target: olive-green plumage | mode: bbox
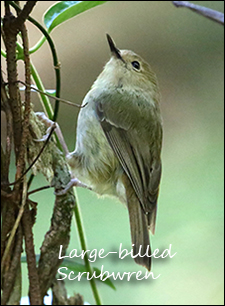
[67,34,163,271]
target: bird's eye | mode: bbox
[131,61,140,70]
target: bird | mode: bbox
[60,34,163,271]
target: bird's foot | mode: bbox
[55,178,92,196]
[35,112,69,155]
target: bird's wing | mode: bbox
[94,91,162,226]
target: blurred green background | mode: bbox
[2,1,224,305]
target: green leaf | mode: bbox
[93,267,116,291]
[21,256,116,290]
[44,1,107,32]
[62,259,116,291]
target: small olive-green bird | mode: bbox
[67,34,163,271]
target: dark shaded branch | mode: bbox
[12,1,38,31]
[3,12,22,162]
[11,4,32,193]
[1,225,23,305]
[20,22,31,151]
[1,71,13,184]
[4,1,11,16]
[1,185,25,278]
[22,201,42,305]
[172,1,224,25]
[1,198,15,259]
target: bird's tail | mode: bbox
[123,175,152,271]
[127,196,152,271]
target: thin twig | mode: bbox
[172,1,224,25]
[17,80,86,108]
[28,185,51,196]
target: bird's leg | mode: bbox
[35,112,69,156]
[35,112,91,194]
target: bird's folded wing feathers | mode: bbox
[94,92,162,217]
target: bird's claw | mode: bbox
[33,126,53,142]
[55,178,92,196]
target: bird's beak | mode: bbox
[106,34,125,63]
